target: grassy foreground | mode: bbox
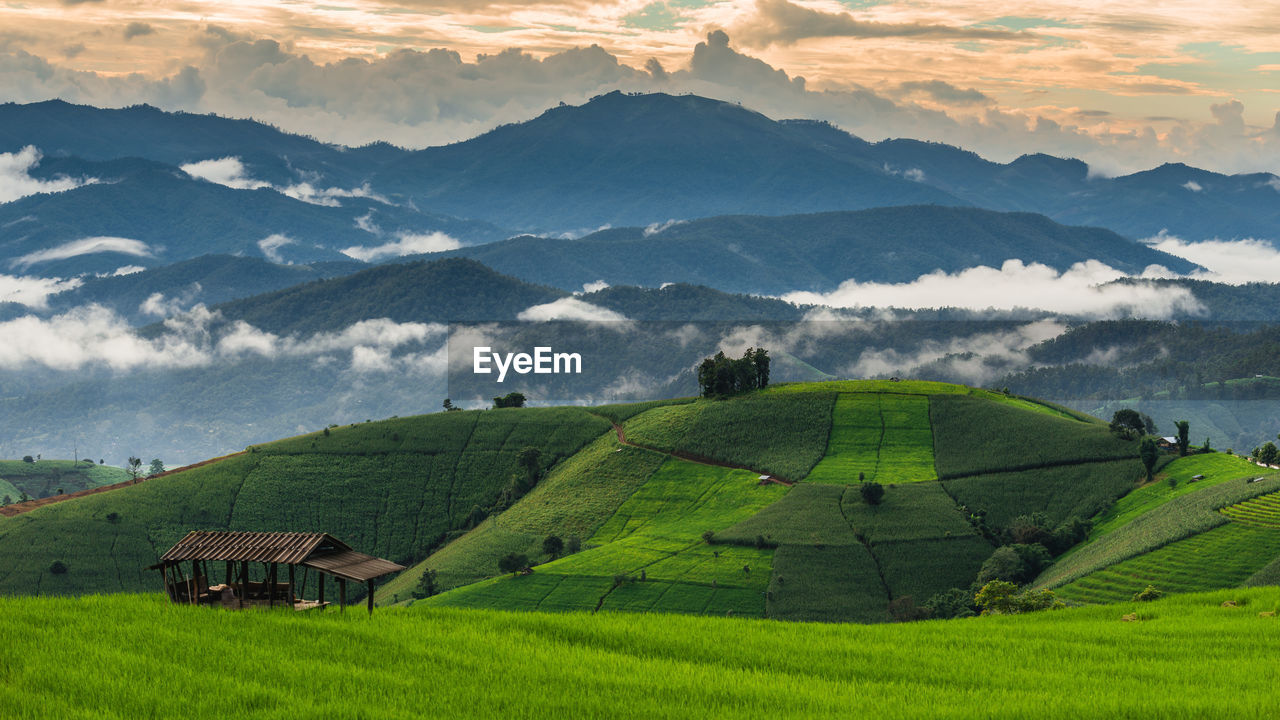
[5,590,1280,718]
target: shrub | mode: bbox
[1132,585,1163,602]
[542,535,564,559]
[22,455,33,463]
[975,580,1064,615]
[888,595,931,622]
[105,512,121,524]
[49,561,68,575]
[497,553,528,575]
[566,536,581,554]
[701,530,716,544]
[924,588,977,619]
[861,482,885,506]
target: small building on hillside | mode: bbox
[149,531,405,614]
[1158,436,1179,449]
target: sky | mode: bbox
[1,1,1279,174]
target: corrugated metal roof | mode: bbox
[302,550,406,583]
[158,531,350,565]
[155,531,406,581]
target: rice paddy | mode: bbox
[7,589,1280,718]
[806,394,936,484]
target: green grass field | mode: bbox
[0,408,609,596]
[1036,473,1280,591]
[8,589,1280,718]
[423,457,786,617]
[1056,523,1280,604]
[0,459,130,501]
[1088,454,1264,539]
[930,394,1135,478]
[806,394,936,484]
[1219,489,1280,528]
[623,392,835,480]
[944,459,1144,529]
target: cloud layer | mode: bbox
[3,17,1280,175]
[781,259,1205,319]
[1146,235,1280,284]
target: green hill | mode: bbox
[5,587,1280,719]
[0,460,128,502]
[7,379,1277,623]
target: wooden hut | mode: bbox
[150,531,405,614]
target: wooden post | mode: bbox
[288,565,296,608]
[191,560,199,605]
[269,563,277,609]
[318,574,325,610]
[225,561,232,585]
[339,578,346,612]
[239,561,247,610]
[367,580,374,615]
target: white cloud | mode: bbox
[578,280,609,294]
[179,156,269,190]
[0,302,448,373]
[1182,180,1203,192]
[644,219,686,236]
[257,234,294,264]
[0,146,97,203]
[516,297,630,323]
[182,156,390,207]
[108,265,146,277]
[340,232,462,262]
[1145,235,1280,284]
[139,283,204,318]
[846,321,1066,384]
[10,236,152,269]
[781,259,1206,319]
[0,273,81,308]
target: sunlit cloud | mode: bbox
[517,297,630,323]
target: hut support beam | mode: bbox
[339,578,346,612]
[318,574,325,610]
[288,564,296,607]
[367,580,374,615]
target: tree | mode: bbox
[514,447,542,493]
[696,347,771,397]
[860,481,885,505]
[977,546,1026,584]
[21,455,33,463]
[498,553,528,575]
[493,392,526,409]
[1174,420,1190,457]
[49,561,68,575]
[126,457,143,483]
[1260,441,1279,466]
[1,495,10,507]
[974,581,1063,615]
[442,398,461,412]
[566,536,581,554]
[412,568,438,600]
[149,459,165,477]
[542,535,564,559]
[18,491,29,503]
[1109,409,1146,439]
[1139,437,1159,482]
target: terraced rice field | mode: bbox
[1219,490,1280,528]
[806,393,936,484]
[1054,522,1280,604]
[423,457,785,616]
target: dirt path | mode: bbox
[0,451,247,518]
[608,420,795,487]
